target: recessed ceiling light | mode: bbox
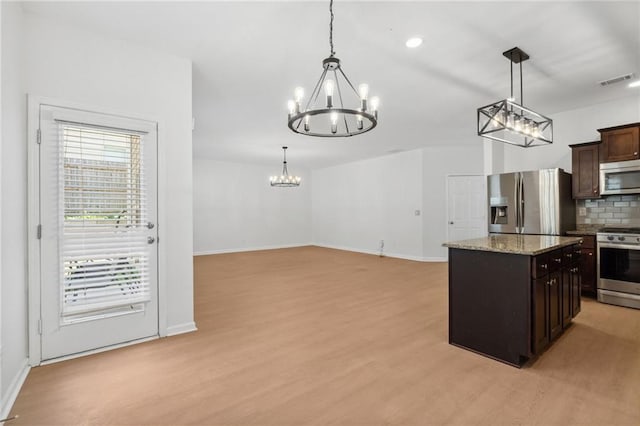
[629,80,640,88]
[405,37,423,48]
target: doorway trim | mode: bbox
[27,95,167,365]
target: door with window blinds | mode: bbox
[39,105,158,361]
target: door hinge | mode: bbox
[37,128,42,144]
[37,318,42,335]
[37,224,42,239]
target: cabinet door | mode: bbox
[600,126,640,163]
[580,248,597,294]
[532,276,549,354]
[561,266,572,329]
[549,270,562,341]
[571,264,581,317]
[571,143,600,199]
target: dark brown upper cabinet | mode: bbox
[599,123,640,163]
[570,141,600,199]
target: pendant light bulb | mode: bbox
[514,116,523,132]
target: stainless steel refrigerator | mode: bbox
[488,168,575,235]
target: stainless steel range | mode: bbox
[597,227,640,309]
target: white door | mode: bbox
[447,175,487,242]
[38,104,158,361]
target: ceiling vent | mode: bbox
[599,73,635,86]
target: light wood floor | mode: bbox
[9,246,640,425]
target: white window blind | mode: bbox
[60,123,151,323]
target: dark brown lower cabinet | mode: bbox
[549,270,563,340]
[571,264,581,316]
[449,243,581,368]
[533,276,549,354]
[562,265,573,328]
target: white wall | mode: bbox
[502,94,640,173]
[312,150,424,261]
[422,145,485,260]
[0,7,194,415]
[193,158,312,254]
[0,0,4,415]
[1,2,28,418]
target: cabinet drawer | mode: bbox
[580,235,596,249]
[549,249,563,272]
[532,254,550,279]
[563,245,578,265]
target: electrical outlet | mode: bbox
[578,207,587,217]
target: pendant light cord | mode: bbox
[329,0,335,57]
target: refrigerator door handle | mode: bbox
[514,173,520,233]
[520,174,525,233]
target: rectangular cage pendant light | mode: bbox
[477,47,553,148]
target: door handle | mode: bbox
[449,221,454,225]
[147,222,155,229]
[147,236,156,244]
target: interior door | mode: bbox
[447,175,488,242]
[38,104,158,361]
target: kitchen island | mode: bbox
[443,234,583,367]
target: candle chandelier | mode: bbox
[287,0,379,137]
[477,47,553,148]
[270,147,301,187]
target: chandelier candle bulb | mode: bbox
[330,111,339,134]
[287,100,295,117]
[358,83,369,110]
[294,87,304,113]
[356,114,363,130]
[370,96,379,119]
[324,79,335,108]
[304,115,310,132]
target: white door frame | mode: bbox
[27,95,168,365]
[445,174,487,245]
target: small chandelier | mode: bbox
[287,0,379,137]
[477,47,553,148]
[270,147,301,187]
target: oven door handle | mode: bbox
[598,242,640,250]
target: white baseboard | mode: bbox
[166,322,197,336]
[312,243,446,262]
[194,243,447,263]
[423,256,448,262]
[0,359,30,421]
[194,243,311,256]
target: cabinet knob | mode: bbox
[541,263,548,269]
[589,252,593,256]
[594,189,597,193]
[635,152,638,155]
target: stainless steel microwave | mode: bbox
[600,159,640,195]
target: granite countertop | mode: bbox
[566,224,604,236]
[443,234,583,255]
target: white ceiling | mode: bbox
[21,1,640,169]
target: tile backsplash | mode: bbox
[577,195,640,226]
